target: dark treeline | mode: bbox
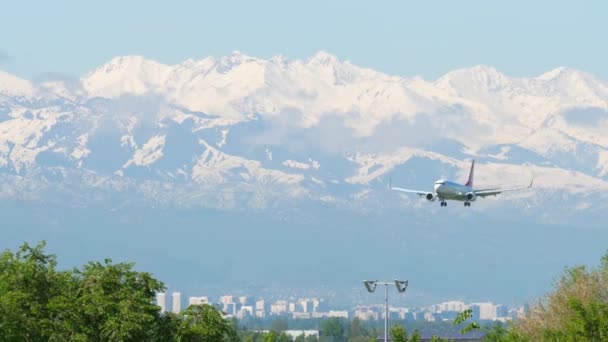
[2,242,608,341]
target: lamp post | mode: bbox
[363,280,409,342]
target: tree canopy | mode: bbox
[3,242,608,342]
[509,252,608,341]
[0,241,237,342]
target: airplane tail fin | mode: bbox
[465,160,475,187]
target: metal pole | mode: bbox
[384,283,388,342]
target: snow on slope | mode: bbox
[1,51,608,209]
[0,70,36,98]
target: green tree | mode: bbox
[512,252,608,341]
[483,322,522,342]
[347,317,369,340]
[71,259,165,341]
[321,317,345,341]
[156,312,181,341]
[0,241,63,341]
[262,331,292,342]
[409,329,421,342]
[390,324,408,342]
[177,304,237,341]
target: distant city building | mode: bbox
[284,330,319,338]
[188,296,209,306]
[271,300,288,315]
[313,310,349,318]
[300,299,314,313]
[225,302,237,316]
[172,292,181,313]
[354,306,378,321]
[156,293,166,313]
[435,300,467,313]
[173,292,520,324]
[255,299,269,318]
[260,330,319,338]
[292,312,311,319]
[471,302,496,320]
[219,295,235,305]
[239,296,253,306]
[496,304,508,318]
[237,305,254,319]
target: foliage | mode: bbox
[348,317,369,340]
[7,241,608,342]
[482,322,522,342]
[389,325,423,342]
[510,252,608,341]
[390,324,408,342]
[453,309,481,335]
[409,329,421,342]
[177,304,238,341]
[0,241,62,341]
[72,259,166,341]
[322,317,345,341]
[0,242,238,342]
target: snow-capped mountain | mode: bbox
[1,51,608,213]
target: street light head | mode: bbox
[394,280,408,293]
[363,280,377,293]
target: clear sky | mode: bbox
[1,0,607,81]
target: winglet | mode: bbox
[465,160,475,187]
[528,176,534,188]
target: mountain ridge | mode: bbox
[1,51,608,215]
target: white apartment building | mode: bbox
[156,293,166,313]
[219,295,235,305]
[471,302,497,320]
[188,296,209,306]
[271,300,289,314]
[436,301,467,313]
[172,292,181,313]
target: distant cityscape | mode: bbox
[156,292,526,323]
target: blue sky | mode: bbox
[1,0,606,80]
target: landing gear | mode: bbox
[440,201,447,207]
[464,202,471,207]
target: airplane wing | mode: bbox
[391,186,431,197]
[474,178,534,198]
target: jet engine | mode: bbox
[425,193,436,201]
[466,192,476,201]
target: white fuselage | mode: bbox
[434,179,475,201]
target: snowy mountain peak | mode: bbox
[82,55,172,98]
[435,64,510,92]
[93,55,154,74]
[308,50,340,66]
[215,50,262,73]
[537,67,587,81]
[535,67,608,103]
[0,70,35,97]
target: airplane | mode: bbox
[390,160,533,207]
